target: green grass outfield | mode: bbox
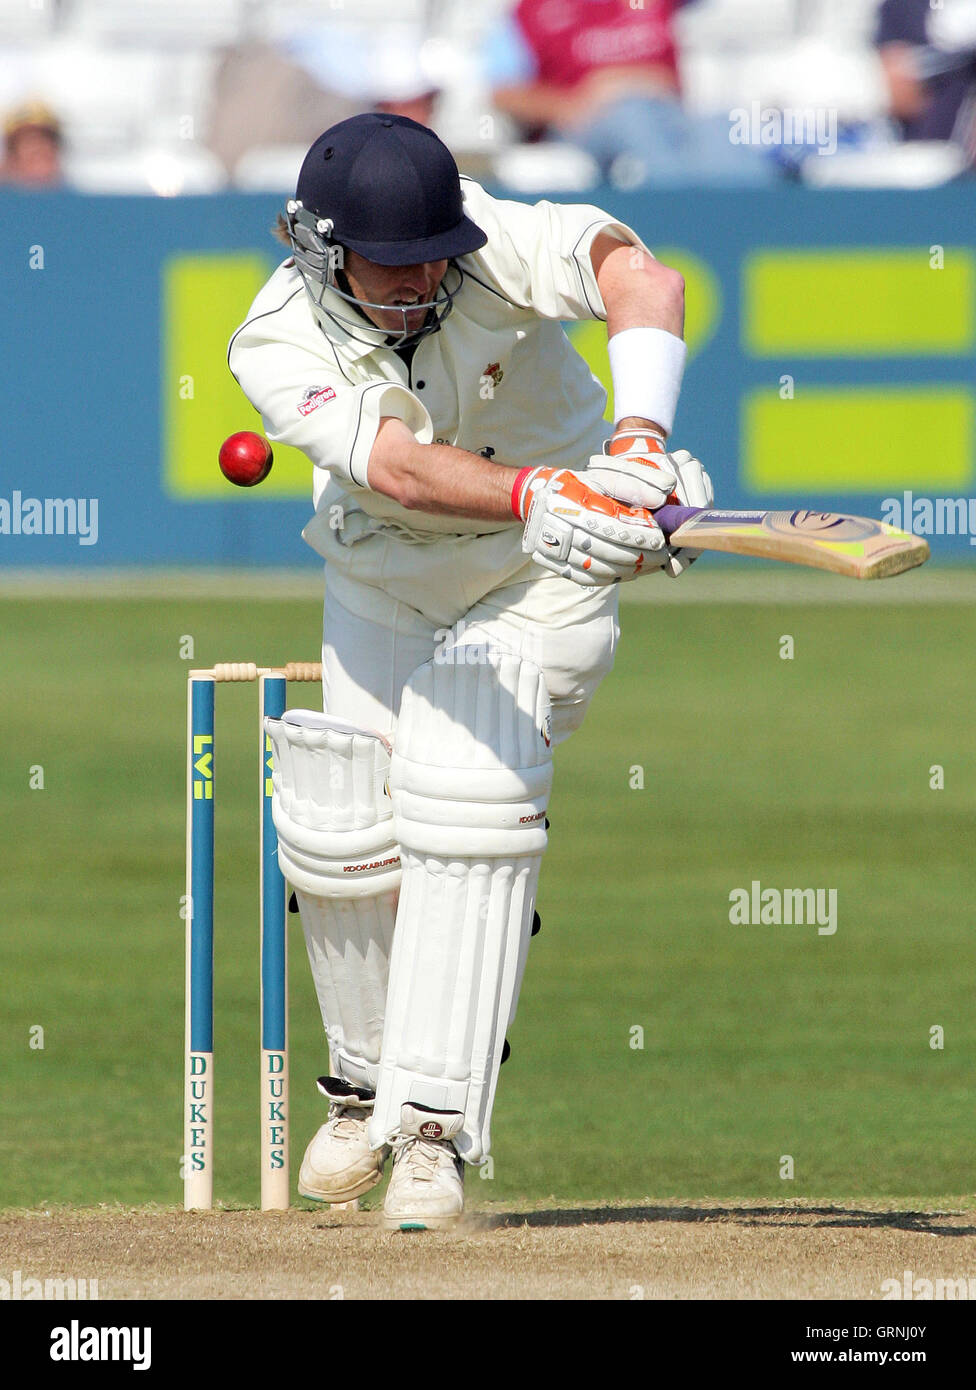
[1,573,973,1210]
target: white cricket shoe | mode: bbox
[298,1077,388,1204]
[382,1103,465,1231]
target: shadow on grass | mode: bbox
[469,1206,976,1238]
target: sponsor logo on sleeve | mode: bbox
[298,385,337,416]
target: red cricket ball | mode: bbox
[218,431,274,487]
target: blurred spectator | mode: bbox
[206,42,357,176]
[2,100,63,188]
[375,88,439,131]
[489,0,774,186]
[876,0,976,161]
[207,23,441,179]
[284,26,440,129]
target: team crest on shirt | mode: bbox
[298,385,337,416]
[481,362,504,388]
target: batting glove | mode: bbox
[662,447,714,577]
[585,429,678,511]
[585,428,714,578]
[512,465,668,587]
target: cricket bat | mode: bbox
[652,506,930,580]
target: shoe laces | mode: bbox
[392,1134,456,1180]
[327,1101,369,1140]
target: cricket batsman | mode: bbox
[228,112,712,1229]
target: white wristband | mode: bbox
[607,326,687,435]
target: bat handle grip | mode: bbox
[652,504,701,540]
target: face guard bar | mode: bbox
[284,199,463,350]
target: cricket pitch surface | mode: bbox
[3,1200,974,1300]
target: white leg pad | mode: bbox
[295,892,396,1091]
[368,651,552,1163]
[265,711,401,1091]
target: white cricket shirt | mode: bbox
[228,178,649,621]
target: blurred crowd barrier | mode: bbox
[1,182,973,568]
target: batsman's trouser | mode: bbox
[319,566,619,746]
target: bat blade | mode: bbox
[652,507,930,580]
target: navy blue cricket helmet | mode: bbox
[284,113,487,346]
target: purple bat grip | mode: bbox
[652,504,700,539]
